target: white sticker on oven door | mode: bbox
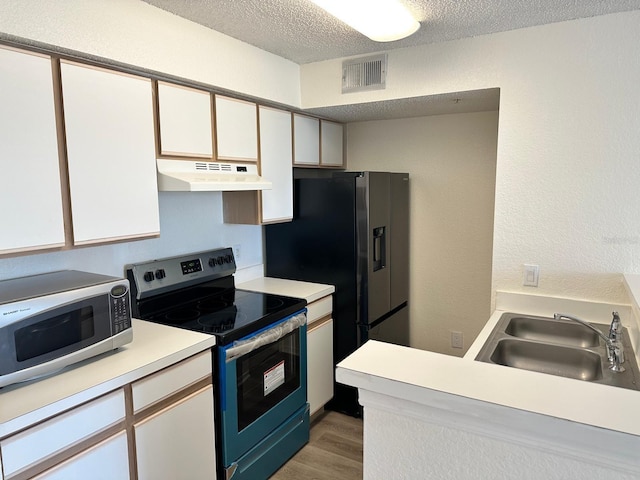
[264,360,285,396]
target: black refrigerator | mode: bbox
[264,171,409,416]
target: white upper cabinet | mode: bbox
[259,106,293,223]
[293,113,320,165]
[60,61,160,245]
[293,114,344,168]
[320,119,345,167]
[157,81,213,158]
[0,47,65,255]
[215,95,258,161]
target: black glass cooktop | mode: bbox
[135,281,306,345]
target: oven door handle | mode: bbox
[224,311,306,362]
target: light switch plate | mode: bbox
[523,264,539,287]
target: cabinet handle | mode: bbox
[307,315,332,333]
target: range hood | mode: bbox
[157,159,272,192]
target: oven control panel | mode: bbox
[181,258,203,275]
[125,247,236,300]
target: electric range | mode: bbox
[125,248,309,480]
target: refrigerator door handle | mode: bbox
[373,226,386,271]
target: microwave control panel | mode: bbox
[109,284,132,334]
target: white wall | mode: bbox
[301,12,640,308]
[0,0,302,282]
[347,112,498,354]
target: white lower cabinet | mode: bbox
[134,385,216,480]
[32,432,129,480]
[0,390,126,479]
[307,317,334,416]
[0,352,216,480]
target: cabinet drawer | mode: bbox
[0,390,125,478]
[307,296,332,325]
[132,351,212,413]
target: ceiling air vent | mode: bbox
[342,54,387,93]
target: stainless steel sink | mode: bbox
[489,338,603,381]
[504,316,600,348]
[475,312,640,390]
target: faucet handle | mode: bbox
[609,311,622,341]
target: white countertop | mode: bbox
[0,319,216,438]
[237,277,335,303]
[336,290,640,437]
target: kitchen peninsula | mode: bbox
[336,276,640,479]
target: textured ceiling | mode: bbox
[143,0,640,64]
[141,0,640,121]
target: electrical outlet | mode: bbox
[233,244,241,261]
[451,331,464,349]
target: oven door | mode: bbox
[218,311,308,472]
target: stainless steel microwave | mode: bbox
[0,270,133,388]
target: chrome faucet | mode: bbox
[553,311,625,372]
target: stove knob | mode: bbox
[155,269,166,280]
[225,254,233,263]
[143,271,155,282]
[208,258,216,268]
[216,256,224,265]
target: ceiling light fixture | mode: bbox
[310,0,420,42]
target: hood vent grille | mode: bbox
[195,162,233,172]
[342,54,387,93]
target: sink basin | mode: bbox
[475,312,640,390]
[490,339,603,381]
[505,316,601,348]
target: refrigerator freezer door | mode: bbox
[367,305,410,346]
[390,173,410,309]
[361,172,392,324]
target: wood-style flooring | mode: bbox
[271,410,364,480]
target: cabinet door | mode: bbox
[157,81,213,158]
[32,432,129,480]
[320,120,345,167]
[0,47,65,254]
[60,61,159,245]
[215,95,258,161]
[307,317,334,415]
[135,385,216,480]
[293,114,319,165]
[259,106,293,223]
